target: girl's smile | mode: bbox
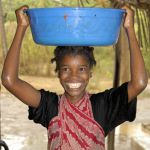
[66,82,82,89]
[58,54,92,104]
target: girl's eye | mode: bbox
[61,67,70,72]
[79,67,87,72]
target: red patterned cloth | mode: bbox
[48,93,105,150]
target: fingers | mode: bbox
[121,5,134,17]
[121,5,134,13]
[121,5,131,9]
[17,5,29,10]
[121,5,134,29]
[15,5,29,15]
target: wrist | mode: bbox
[125,26,137,41]
[16,25,28,36]
[125,26,135,34]
[17,24,28,30]
[125,25,134,31]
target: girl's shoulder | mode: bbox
[39,89,59,104]
[90,91,106,102]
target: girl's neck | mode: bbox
[64,92,85,104]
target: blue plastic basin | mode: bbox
[26,7,125,46]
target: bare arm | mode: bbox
[122,6,148,102]
[1,5,40,107]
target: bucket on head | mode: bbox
[25,7,125,46]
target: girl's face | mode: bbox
[58,54,92,103]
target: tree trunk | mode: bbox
[107,27,122,150]
[0,0,8,60]
[120,27,130,83]
[107,130,115,150]
[107,25,130,150]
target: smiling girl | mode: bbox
[1,5,148,150]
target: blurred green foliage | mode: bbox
[2,0,111,22]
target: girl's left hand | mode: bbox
[122,5,134,29]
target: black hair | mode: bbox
[51,46,96,72]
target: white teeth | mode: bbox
[67,83,81,89]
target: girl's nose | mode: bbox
[70,69,79,78]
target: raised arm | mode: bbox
[122,6,148,102]
[1,5,40,107]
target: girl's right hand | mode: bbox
[15,5,29,28]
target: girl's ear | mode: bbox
[56,70,59,78]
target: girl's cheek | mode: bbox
[59,72,70,79]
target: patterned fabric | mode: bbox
[48,93,105,150]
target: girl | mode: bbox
[1,5,148,150]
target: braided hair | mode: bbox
[51,46,96,72]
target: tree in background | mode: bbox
[0,0,7,59]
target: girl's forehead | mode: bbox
[62,54,87,60]
[61,54,89,65]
